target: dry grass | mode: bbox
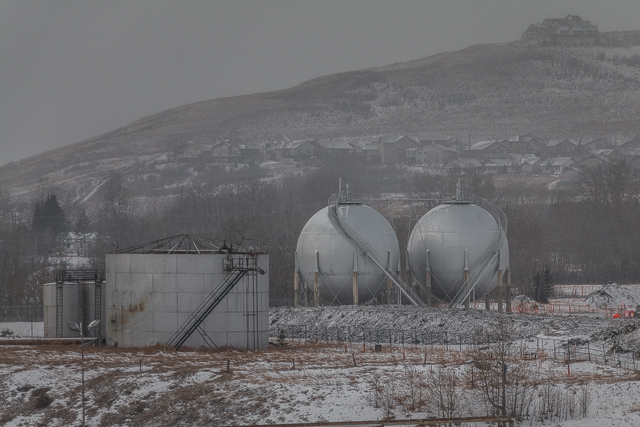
[0,341,638,426]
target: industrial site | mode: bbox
[4,5,640,426]
[3,180,640,427]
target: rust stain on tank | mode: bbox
[119,294,152,326]
[128,300,147,313]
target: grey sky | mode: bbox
[1,0,638,164]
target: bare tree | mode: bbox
[423,367,462,419]
[472,320,534,423]
[98,172,133,249]
[578,160,637,205]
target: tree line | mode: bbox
[1,157,639,307]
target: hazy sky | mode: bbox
[1,0,639,163]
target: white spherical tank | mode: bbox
[296,203,400,304]
[407,202,509,302]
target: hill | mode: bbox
[2,31,640,202]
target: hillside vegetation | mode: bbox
[1,32,640,198]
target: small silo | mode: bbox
[105,234,269,350]
[407,195,509,306]
[295,189,401,305]
[43,270,106,338]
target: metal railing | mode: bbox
[272,323,640,372]
[327,194,424,306]
[55,269,105,283]
[449,195,508,307]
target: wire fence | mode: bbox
[272,324,640,372]
[513,301,638,317]
[0,305,43,322]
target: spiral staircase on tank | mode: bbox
[447,194,508,308]
[327,193,425,307]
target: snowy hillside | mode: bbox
[2,32,640,201]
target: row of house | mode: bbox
[170,133,640,178]
[171,140,262,163]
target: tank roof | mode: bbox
[112,234,266,255]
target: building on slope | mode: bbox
[524,15,599,45]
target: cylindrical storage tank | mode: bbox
[43,282,82,338]
[296,203,400,304]
[407,202,509,302]
[105,251,269,349]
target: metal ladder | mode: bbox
[327,195,425,307]
[55,283,63,337]
[448,195,508,307]
[94,283,102,322]
[166,258,264,350]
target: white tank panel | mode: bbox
[296,204,400,304]
[407,203,509,302]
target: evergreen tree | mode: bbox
[532,265,554,303]
[31,194,66,234]
[74,209,91,233]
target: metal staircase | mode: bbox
[327,194,425,307]
[166,257,264,350]
[448,195,508,307]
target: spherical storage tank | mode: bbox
[407,201,509,302]
[296,203,400,304]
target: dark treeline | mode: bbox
[1,158,640,307]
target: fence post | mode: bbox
[588,342,591,361]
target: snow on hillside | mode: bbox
[584,282,640,308]
[269,305,619,342]
[4,37,640,203]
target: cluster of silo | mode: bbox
[43,270,106,339]
[295,187,510,309]
[44,234,269,349]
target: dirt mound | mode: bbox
[584,283,640,308]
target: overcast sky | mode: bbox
[1,0,639,164]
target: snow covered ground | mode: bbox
[2,307,640,426]
[0,322,43,338]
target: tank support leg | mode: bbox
[313,272,320,307]
[387,274,393,305]
[425,269,432,307]
[463,250,469,309]
[425,250,431,306]
[352,272,359,305]
[463,270,470,309]
[294,271,300,307]
[506,269,512,313]
[485,296,491,311]
[497,269,504,312]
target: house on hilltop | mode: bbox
[314,139,363,159]
[506,134,548,155]
[172,141,212,162]
[378,135,420,165]
[466,140,510,159]
[413,143,457,166]
[524,15,599,45]
[546,139,579,157]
